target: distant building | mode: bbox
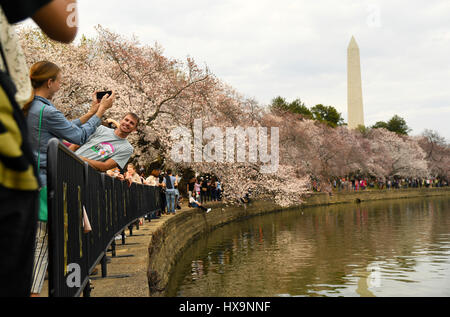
[347,36,365,129]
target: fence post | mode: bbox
[101,254,108,278]
[128,224,133,236]
[82,162,92,297]
[111,240,116,257]
[82,281,92,297]
[47,139,59,297]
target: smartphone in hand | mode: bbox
[96,91,112,100]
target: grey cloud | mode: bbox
[71,0,450,141]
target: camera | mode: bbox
[96,91,112,100]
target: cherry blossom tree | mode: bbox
[19,27,117,119]
[367,128,429,178]
[417,130,450,179]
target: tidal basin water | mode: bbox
[166,196,450,297]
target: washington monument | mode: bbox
[347,36,364,129]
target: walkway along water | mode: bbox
[42,187,448,297]
[41,211,183,297]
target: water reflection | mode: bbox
[165,197,450,297]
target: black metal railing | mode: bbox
[46,138,161,297]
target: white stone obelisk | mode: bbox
[347,36,364,129]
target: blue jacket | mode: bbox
[27,96,101,185]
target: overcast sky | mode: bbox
[31,1,450,140]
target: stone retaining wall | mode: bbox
[147,187,450,296]
[302,187,450,207]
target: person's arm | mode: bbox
[125,174,133,186]
[77,92,100,124]
[106,118,120,128]
[47,92,115,145]
[77,110,96,125]
[79,157,118,172]
[32,0,78,44]
[43,106,98,145]
[79,91,116,124]
[68,143,80,152]
[72,92,114,126]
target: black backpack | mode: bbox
[165,175,173,190]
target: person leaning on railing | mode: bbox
[106,166,123,179]
[125,163,144,226]
[125,163,142,185]
[69,112,138,173]
[0,0,78,297]
[144,168,163,218]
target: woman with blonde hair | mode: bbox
[26,60,115,296]
[27,61,115,185]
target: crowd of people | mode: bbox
[187,176,222,203]
[311,177,449,192]
[106,165,222,216]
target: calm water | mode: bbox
[165,196,450,297]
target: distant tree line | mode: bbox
[270,96,411,136]
[269,96,345,128]
[370,115,411,135]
